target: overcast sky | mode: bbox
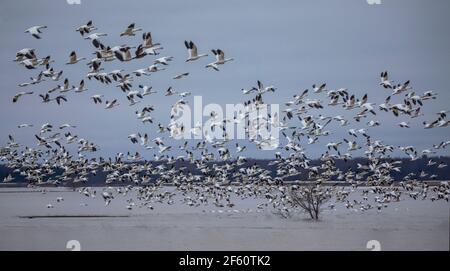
[1,0,449,159]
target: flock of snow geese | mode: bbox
[2,21,450,214]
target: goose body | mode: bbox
[66,51,86,64]
[120,23,142,36]
[25,25,47,39]
[185,40,208,62]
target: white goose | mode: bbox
[84,33,107,48]
[132,68,150,77]
[113,46,135,62]
[206,49,234,71]
[313,83,327,93]
[76,20,96,36]
[154,56,174,65]
[185,40,208,62]
[91,94,103,104]
[66,51,86,64]
[17,124,33,128]
[398,121,410,128]
[147,64,165,73]
[379,71,392,89]
[59,124,76,129]
[120,23,142,37]
[25,25,47,39]
[392,80,411,95]
[142,32,162,49]
[12,91,33,103]
[139,85,157,96]
[74,80,88,93]
[18,71,45,87]
[105,99,119,109]
[173,72,189,80]
[49,78,74,93]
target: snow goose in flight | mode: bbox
[108,69,125,81]
[112,46,135,62]
[12,91,33,103]
[20,58,38,69]
[66,51,86,64]
[392,80,411,95]
[333,115,349,126]
[76,20,96,36]
[379,71,392,89]
[142,32,162,49]
[139,85,157,96]
[74,80,88,93]
[206,49,234,70]
[49,70,63,81]
[348,129,358,137]
[154,56,174,65]
[132,68,150,77]
[39,56,54,67]
[173,72,189,80]
[360,102,376,115]
[105,99,119,109]
[367,120,380,127]
[25,25,47,39]
[14,48,36,62]
[343,139,361,151]
[343,95,357,110]
[164,87,177,96]
[326,142,342,151]
[91,94,103,104]
[54,95,67,105]
[328,95,342,106]
[205,62,219,71]
[84,33,107,48]
[398,121,410,128]
[421,91,437,100]
[18,124,33,128]
[126,92,142,106]
[134,45,159,58]
[179,91,191,98]
[120,23,142,37]
[378,96,391,112]
[34,134,52,148]
[95,45,115,62]
[101,191,114,206]
[406,92,424,106]
[436,110,447,119]
[18,72,45,87]
[312,83,327,93]
[256,80,276,93]
[437,119,450,128]
[128,134,140,144]
[3,174,14,183]
[49,78,74,93]
[59,124,76,129]
[212,49,234,64]
[236,143,246,153]
[242,88,257,95]
[39,93,51,103]
[185,40,208,62]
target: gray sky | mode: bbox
[1,0,449,159]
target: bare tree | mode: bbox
[289,184,331,220]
